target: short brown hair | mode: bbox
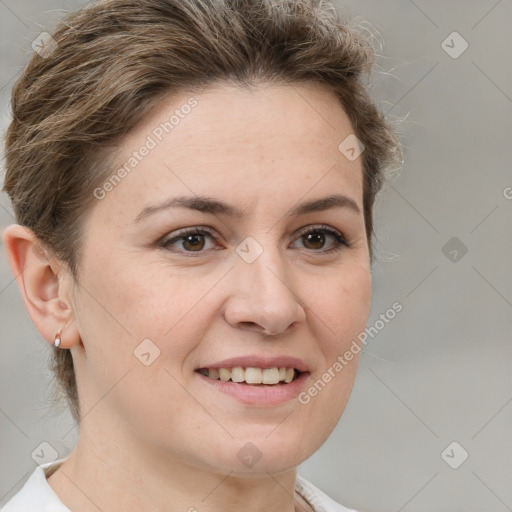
[3,0,402,424]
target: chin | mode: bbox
[195,432,314,476]
[211,456,301,478]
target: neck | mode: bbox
[47,421,304,512]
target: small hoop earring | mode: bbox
[54,328,63,348]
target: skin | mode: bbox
[3,82,372,512]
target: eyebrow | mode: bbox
[134,193,361,222]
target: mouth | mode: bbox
[194,355,310,405]
[194,366,303,386]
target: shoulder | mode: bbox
[295,474,358,512]
[1,461,70,512]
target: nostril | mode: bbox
[240,321,259,329]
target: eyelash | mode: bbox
[159,224,349,256]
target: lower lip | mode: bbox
[196,371,310,406]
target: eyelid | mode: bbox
[158,223,349,254]
[158,226,218,246]
[294,223,346,240]
[292,224,349,252]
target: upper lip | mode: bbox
[196,355,309,373]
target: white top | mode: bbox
[1,459,357,512]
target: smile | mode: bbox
[194,366,310,406]
[195,366,301,385]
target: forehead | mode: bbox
[93,82,364,221]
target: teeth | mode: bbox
[199,366,299,384]
[262,368,280,385]
[208,368,219,380]
[219,368,231,382]
[245,367,262,384]
[231,367,244,383]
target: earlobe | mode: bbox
[2,224,81,349]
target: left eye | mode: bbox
[160,226,348,255]
[291,226,348,253]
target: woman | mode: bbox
[2,0,401,510]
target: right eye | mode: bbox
[159,228,219,255]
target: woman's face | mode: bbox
[71,82,372,475]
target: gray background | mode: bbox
[1,1,511,511]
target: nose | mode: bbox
[223,242,307,336]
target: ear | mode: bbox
[2,224,81,349]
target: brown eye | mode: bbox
[302,232,326,250]
[181,233,206,251]
[292,226,348,254]
[160,228,216,254]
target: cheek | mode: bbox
[77,254,195,336]
[309,261,372,350]
[72,258,204,440]
[298,262,371,428]
[73,255,220,393]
